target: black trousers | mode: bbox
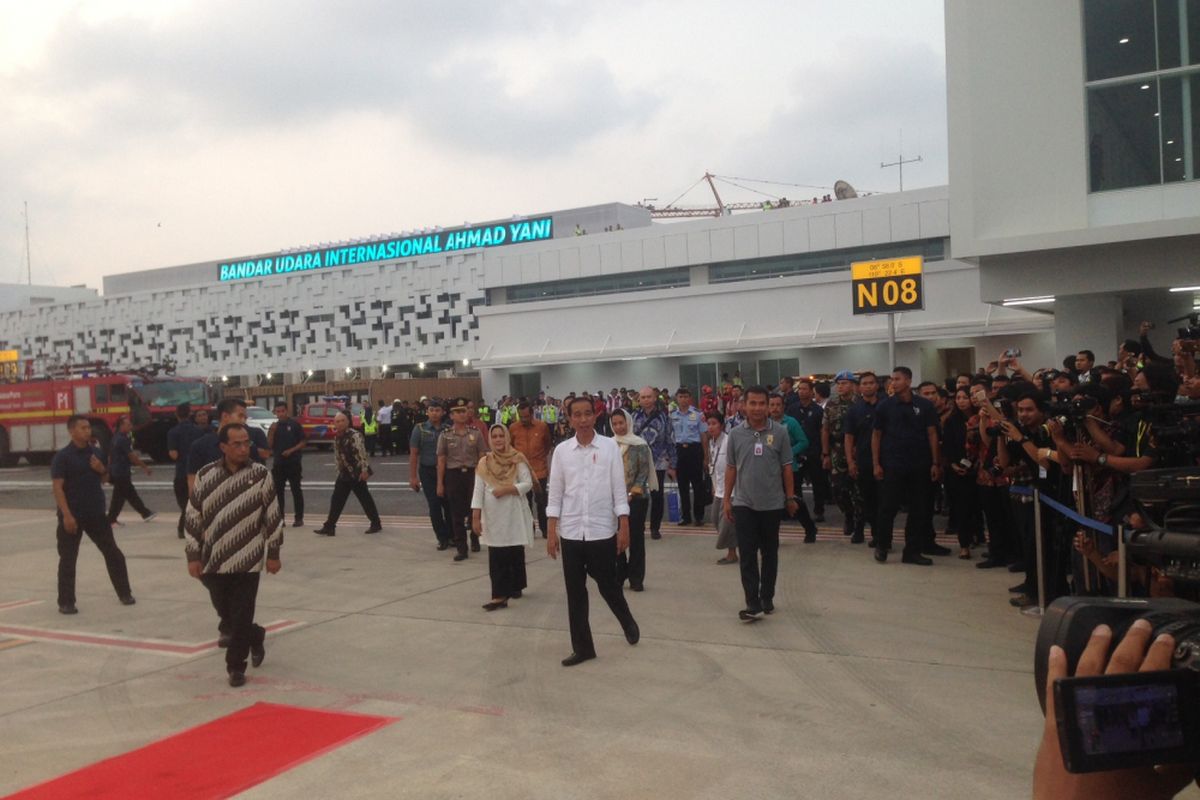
[200,572,264,674]
[732,506,782,611]
[945,470,980,549]
[378,423,392,455]
[675,444,705,524]
[560,535,636,658]
[979,484,1014,563]
[365,433,378,457]
[856,470,879,539]
[419,464,451,543]
[616,495,648,588]
[526,477,549,537]
[56,516,131,606]
[1011,496,1038,594]
[173,473,188,534]
[444,467,476,554]
[272,460,304,521]
[788,470,817,531]
[324,475,381,529]
[649,469,666,533]
[106,475,151,523]
[800,458,831,514]
[877,466,932,558]
[488,545,527,598]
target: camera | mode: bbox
[1042,394,1098,439]
[1172,312,1200,342]
[1035,469,1200,773]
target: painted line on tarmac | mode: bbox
[0,638,33,652]
[0,619,304,656]
[0,599,43,612]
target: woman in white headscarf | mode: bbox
[471,424,534,611]
[706,410,737,565]
[610,408,654,591]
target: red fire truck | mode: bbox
[0,361,214,466]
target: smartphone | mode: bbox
[1054,669,1200,773]
[1004,348,1022,359]
[958,457,972,469]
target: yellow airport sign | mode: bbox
[0,350,19,363]
[851,256,924,315]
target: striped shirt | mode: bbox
[185,459,282,574]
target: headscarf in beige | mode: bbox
[611,408,658,492]
[476,423,530,489]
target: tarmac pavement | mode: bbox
[0,495,1078,799]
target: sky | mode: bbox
[0,1,947,290]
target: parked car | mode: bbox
[244,405,276,437]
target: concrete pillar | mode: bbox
[1054,295,1123,366]
[1121,289,1195,353]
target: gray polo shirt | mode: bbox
[725,418,791,511]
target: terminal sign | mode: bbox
[218,216,554,282]
[850,256,924,315]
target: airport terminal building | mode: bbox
[3,0,1200,400]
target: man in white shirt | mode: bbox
[546,396,640,667]
[376,400,393,457]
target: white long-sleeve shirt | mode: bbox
[546,433,630,540]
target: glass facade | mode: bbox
[709,238,944,285]
[506,267,691,304]
[1085,0,1200,190]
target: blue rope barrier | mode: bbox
[1007,485,1114,536]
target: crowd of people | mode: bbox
[49,321,1199,684]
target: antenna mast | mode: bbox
[880,130,922,192]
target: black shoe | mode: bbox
[292,519,304,528]
[218,633,231,648]
[561,652,596,667]
[364,525,382,534]
[873,548,888,563]
[251,642,265,668]
[453,553,468,562]
[313,527,336,536]
[1008,561,1026,573]
[680,519,692,526]
[867,538,877,548]
[804,528,817,543]
[624,620,640,645]
[763,602,775,615]
[228,672,246,687]
[813,513,825,523]
[511,591,522,599]
[470,541,481,553]
[437,541,451,551]
[976,559,1006,569]
[922,544,952,557]
[629,584,644,592]
[850,533,864,544]
[1009,582,1031,594]
[118,595,136,606]
[693,519,705,527]
[738,608,764,622]
[58,603,78,615]
[650,530,662,540]
[901,554,934,566]
[1010,593,1038,608]
[482,600,508,611]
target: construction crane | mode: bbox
[641,173,862,219]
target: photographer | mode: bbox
[997,389,1064,608]
[972,380,1015,570]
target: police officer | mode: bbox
[410,400,452,549]
[670,387,707,526]
[437,398,489,561]
[822,371,860,538]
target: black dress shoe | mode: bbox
[738,608,764,621]
[228,672,246,687]
[58,603,78,615]
[470,542,481,553]
[650,531,662,540]
[561,652,596,667]
[629,584,644,592]
[453,553,468,562]
[482,600,508,611]
[313,527,336,536]
[804,529,817,543]
[901,554,934,566]
[218,633,231,648]
[873,548,888,563]
[975,559,1006,569]
[763,602,775,615]
[922,544,952,557]
[867,538,877,548]
[251,642,265,668]
[693,519,705,527]
[1009,582,1031,594]
[624,620,640,645]
[437,541,451,551]
[850,533,864,544]
[364,525,382,534]
[511,590,523,598]
[292,519,304,528]
[1010,593,1038,608]
[118,595,136,606]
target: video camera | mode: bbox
[1042,394,1099,440]
[1034,467,1200,773]
[1141,401,1200,467]
[1172,312,1200,342]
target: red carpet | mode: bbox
[5,702,397,799]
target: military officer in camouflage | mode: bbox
[821,370,865,543]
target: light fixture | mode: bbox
[1169,286,1200,292]
[1002,296,1055,306]
[418,362,425,370]
[345,366,352,375]
[381,364,388,371]
[1168,139,1175,144]
[1119,37,1130,44]
[462,358,470,367]
[1141,84,1151,90]
[1176,157,1183,162]
[306,369,314,376]
[265,372,272,380]
[221,375,229,382]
